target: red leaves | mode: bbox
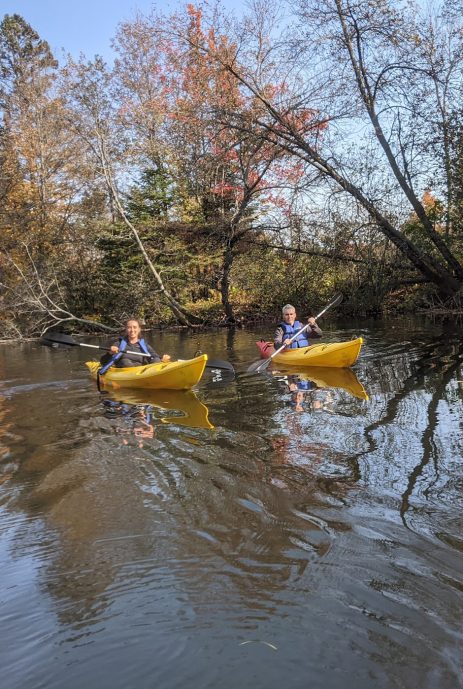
[113,3,327,223]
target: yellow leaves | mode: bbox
[177,194,203,223]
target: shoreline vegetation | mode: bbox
[1,302,462,347]
[1,3,463,340]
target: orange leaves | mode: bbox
[186,3,203,31]
[111,3,327,226]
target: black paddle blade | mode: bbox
[40,337,63,349]
[194,349,235,374]
[205,359,235,374]
[40,331,79,347]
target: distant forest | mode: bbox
[1,1,463,337]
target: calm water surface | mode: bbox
[1,318,463,689]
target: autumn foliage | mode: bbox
[1,1,463,337]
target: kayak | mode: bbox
[101,388,213,429]
[256,337,363,368]
[85,354,207,390]
[272,366,368,400]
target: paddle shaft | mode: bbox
[41,333,235,373]
[71,342,152,358]
[80,344,232,371]
[254,294,343,373]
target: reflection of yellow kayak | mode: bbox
[273,366,368,400]
[257,338,363,367]
[85,355,207,390]
[101,387,213,429]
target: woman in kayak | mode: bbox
[274,304,322,349]
[105,318,171,369]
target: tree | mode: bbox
[0,14,79,252]
[61,55,203,327]
[114,5,314,322]
[182,0,463,299]
[0,15,106,336]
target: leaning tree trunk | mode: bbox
[220,242,236,323]
[204,34,463,298]
[69,108,204,328]
[97,139,204,327]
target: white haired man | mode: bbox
[274,304,322,350]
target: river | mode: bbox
[1,317,462,689]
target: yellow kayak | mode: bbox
[273,366,368,400]
[100,388,213,429]
[256,337,363,368]
[85,354,207,390]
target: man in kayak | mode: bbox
[274,304,322,349]
[101,318,170,370]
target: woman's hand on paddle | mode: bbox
[307,317,317,326]
[161,354,171,363]
[110,345,119,354]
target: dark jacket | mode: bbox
[110,338,160,368]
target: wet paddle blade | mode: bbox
[205,359,235,374]
[40,332,105,353]
[247,358,271,373]
[40,331,79,347]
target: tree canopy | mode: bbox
[1,2,462,338]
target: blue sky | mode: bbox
[1,0,243,62]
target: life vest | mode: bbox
[98,337,151,375]
[278,320,309,348]
[296,379,312,391]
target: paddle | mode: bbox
[40,331,235,373]
[247,293,343,373]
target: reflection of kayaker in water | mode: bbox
[100,318,171,372]
[286,375,334,413]
[287,376,313,412]
[102,398,155,447]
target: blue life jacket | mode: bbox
[99,337,151,375]
[278,320,309,348]
[296,380,312,390]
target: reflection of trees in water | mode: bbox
[0,387,169,627]
[354,337,463,527]
[269,408,361,495]
[3,333,463,631]
[167,446,336,608]
[2,382,337,628]
[400,343,463,525]
[37,435,338,624]
[0,394,15,483]
[26,441,163,627]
